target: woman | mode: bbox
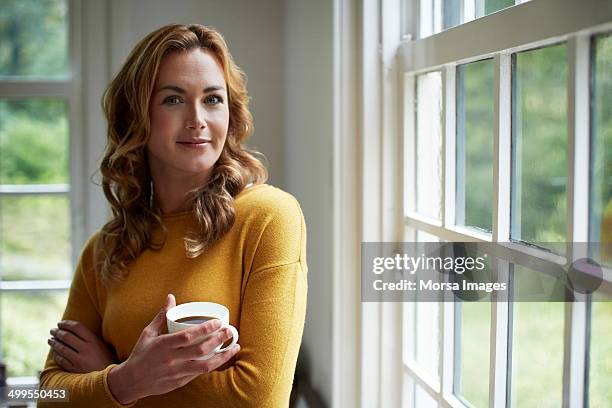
[39,24,307,407]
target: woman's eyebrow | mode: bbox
[156,85,226,93]
[203,85,226,93]
[158,85,186,93]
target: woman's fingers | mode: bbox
[50,328,86,351]
[182,344,241,376]
[176,328,232,360]
[56,320,92,342]
[158,318,223,349]
[52,350,74,370]
[48,338,80,362]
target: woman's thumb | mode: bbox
[165,293,176,310]
[147,294,176,335]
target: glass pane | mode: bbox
[590,34,612,267]
[416,71,443,220]
[419,0,442,38]
[1,291,68,377]
[511,44,568,245]
[1,195,71,280]
[456,59,494,232]
[589,298,612,407]
[403,301,416,364]
[455,302,490,407]
[416,301,440,380]
[443,0,461,30]
[0,0,69,78]
[510,266,564,407]
[475,0,515,18]
[0,99,69,184]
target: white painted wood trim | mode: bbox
[0,81,72,97]
[492,53,511,243]
[360,0,383,406]
[380,0,404,405]
[333,0,361,407]
[81,0,112,238]
[69,0,86,268]
[440,298,456,397]
[403,74,417,217]
[401,0,612,73]
[0,184,70,194]
[444,65,457,228]
[561,34,591,408]
[0,280,72,291]
[490,263,510,408]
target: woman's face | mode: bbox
[147,48,229,182]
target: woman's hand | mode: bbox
[107,294,240,405]
[49,320,117,373]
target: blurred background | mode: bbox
[0,0,610,407]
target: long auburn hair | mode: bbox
[97,24,267,284]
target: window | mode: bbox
[393,0,612,407]
[0,0,78,382]
[456,59,494,233]
[511,44,568,246]
[413,0,529,38]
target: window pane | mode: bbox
[415,229,439,380]
[590,34,612,266]
[456,59,494,232]
[589,299,612,407]
[475,0,515,18]
[511,44,568,245]
[419,0,442,38]
[416,72,443,220]
[443,0,460,30]
[416,301,440,380]
[1,195,71,280]
[510,266,564,407]
[455,301,490,407]
[0,0,69,78]
[0,99,69,184]
[1,291,68,377]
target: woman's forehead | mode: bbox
[155,49,226,90]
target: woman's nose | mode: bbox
[185,105,207,130]
[185,119,206,130]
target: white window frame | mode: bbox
[364,0,612,407]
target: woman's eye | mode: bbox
[204,95,223,105]
[163,95,182,105]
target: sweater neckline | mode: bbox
[160,183,268,220]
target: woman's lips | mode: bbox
[176,140,211,148]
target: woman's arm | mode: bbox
[38,236,130,407]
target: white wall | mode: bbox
[284,0,335,405]
[107,0,286,188]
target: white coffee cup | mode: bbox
[166,302,239,360]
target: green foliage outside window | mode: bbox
[0,0,68,78]
[0,99,69,184]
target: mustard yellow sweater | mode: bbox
[39,184,308,407]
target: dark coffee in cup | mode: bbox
[175,316,218,324]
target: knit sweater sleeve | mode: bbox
[38,234,131,408]
[180,192,308,407]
